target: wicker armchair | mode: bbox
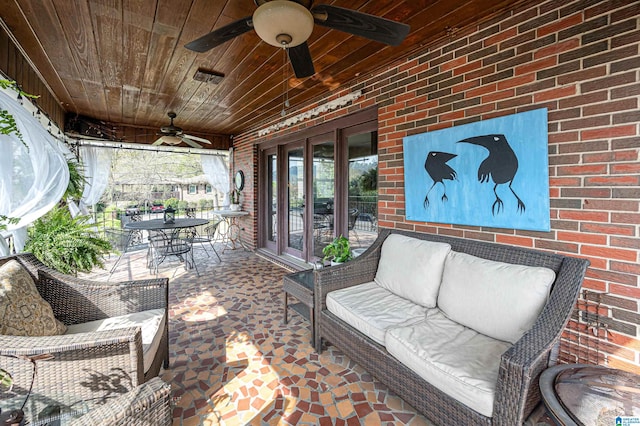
[70,377,172,425]
[314,228,589,426]
[0,253,169,421]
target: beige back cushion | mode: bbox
[374,234,451,307]
[438,251,556,344]
[0,260,67,336]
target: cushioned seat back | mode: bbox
[438,251,556,344]
[374,234,451,308]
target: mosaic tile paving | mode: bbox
[88,244,554,425]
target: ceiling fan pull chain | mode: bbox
[285,49,290,108]
[281,46,288,117]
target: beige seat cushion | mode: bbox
[65,309,165,373]
[386,309,512,417]
[438,251,556,344]
[374,234,451,308]
[0,260,67,336]
[326,281,427,345]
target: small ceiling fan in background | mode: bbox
[153,112,212,149]
[185,0,410,78]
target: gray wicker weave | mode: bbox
[0,253,169,422]
[314,228,589,426]
[69,376,172,425]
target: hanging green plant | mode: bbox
[24,206,112,275]
[64,158,87,203]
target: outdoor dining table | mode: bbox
[110,218,208,274]
[124,217,209,233]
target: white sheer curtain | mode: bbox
[79,145,113,214]
[201,154,230,207]
[0,90,70,254]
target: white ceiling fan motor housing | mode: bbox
[253,0,314,48]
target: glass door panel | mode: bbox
[286,146,304,255]
[347,131,378,250]
[267,153,277,245]
[310,140,335,259]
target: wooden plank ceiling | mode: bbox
[1,0,524,146]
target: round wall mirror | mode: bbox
[234,170,245,191]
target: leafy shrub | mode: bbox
[25,207,112,275]
[164,198,179,208]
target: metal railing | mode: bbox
[348,196,377,232]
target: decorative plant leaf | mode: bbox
[0,109,23,142]
[1,78,39,148]
[0,215,19,232]
[0,367,13,391]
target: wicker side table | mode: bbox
[283,269,315,342]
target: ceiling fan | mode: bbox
[152,112,212,149]
[185,0,410,79]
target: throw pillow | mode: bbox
[0,259,67,336]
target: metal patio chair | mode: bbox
[147,229,198,276]
[191,220,222,262]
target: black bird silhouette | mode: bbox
[424,151,457,208]
[457,134,525,215]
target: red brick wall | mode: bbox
[234,0,640,373]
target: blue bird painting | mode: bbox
[423,151,457,208]
[457,134,525,215]
[402,108,550,232]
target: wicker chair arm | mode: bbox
[37,270,168,324]
[70,376,172,426]
[492,256,590,425]
[0,328,146,402]
[491,331,556,425]
[0,327,143,357]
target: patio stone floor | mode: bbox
[85,243,555,425]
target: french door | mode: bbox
[259,111,378,263]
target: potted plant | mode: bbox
[229,188,241,211]
[322,235,352,265]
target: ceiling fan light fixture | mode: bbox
[253,0,314,48]
[155,135,183,145]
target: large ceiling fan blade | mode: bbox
[185,16,254,52]
[183,134,211,144]
[182,137,203,149]
[311,5,410,46]
[288,42,315,78]
[152,138,164,146]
